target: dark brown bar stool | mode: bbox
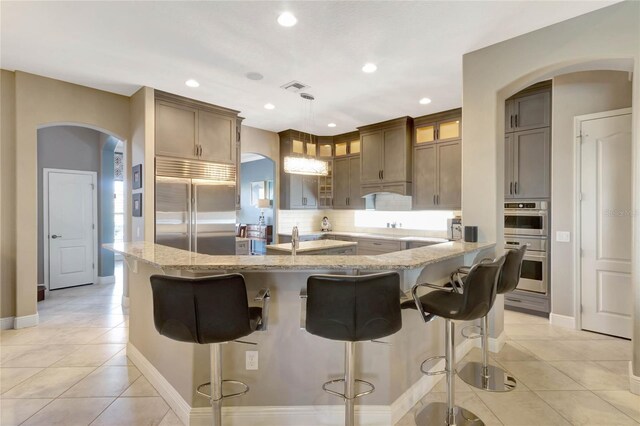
[300,272,402,426]
[455,245,527,392]
[150,274,270,426]
[402,256,505,426]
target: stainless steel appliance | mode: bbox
[155,157,236,255]
[504,235,547,294]
[504,201,548,236]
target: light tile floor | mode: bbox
[397,310,639,426]
[2,265,637,425]
[0,262,182,426]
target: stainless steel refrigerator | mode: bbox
[155,157,236,255]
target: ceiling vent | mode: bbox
[281,80,310,93]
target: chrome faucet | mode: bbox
[291,226,299,256]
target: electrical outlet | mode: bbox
[556,231,570,243]
[246,351,258,370]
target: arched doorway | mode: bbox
[37,124,129,319]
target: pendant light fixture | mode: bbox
[283,93,329,176]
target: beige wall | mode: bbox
[1,70,16,318]
[551,71,633,317]
[12,71,130,320]
[130,87,155,242]
[461,1,639,373]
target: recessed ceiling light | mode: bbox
[328,123,337,128]
[246,72,264,81]
[277,12,297,27]
[419,97,432,105]
[362,63,377,73]
[185,79,199,88]
[264,103,275,110]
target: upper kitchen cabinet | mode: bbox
[358,117,413,196]
[333,131,360,157]
[505,83,551,132]
[278,129,320,210]
[504,82,551,199]
[235,117,243,210]
[505,128,550,199]
[412,109,462,210]
[154,91,241,164]
[333,156,363,209]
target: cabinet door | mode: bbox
[235,142,241,209]
[360,132,383,184]
[412,144,437,209]
[513,128,550,199]
[437,119,461,142]
[348,156,364,209]
[333,158,350,208]
[504,133,515,199]
[289,174,305,209]
[505,100,515,133]
[436,140,461,209]
[198,110,234,164]
[155,101,197,159]
[302,176,318,208]
[513,91,550,131]
[382,127,406,182]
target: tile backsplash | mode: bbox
[278,209,459,238]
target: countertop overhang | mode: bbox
[105,240,495,271]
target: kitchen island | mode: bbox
[266,239,357,255]
[107,240,495,425]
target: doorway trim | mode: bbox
[43,168,99,290]
[573,107,633,332]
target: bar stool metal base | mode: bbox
[458,362,517,392]
[416,402,484,426]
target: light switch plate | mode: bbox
[556,231,571,243]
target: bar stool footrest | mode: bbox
[322,378,375,400]
[196,380,250,402]
[420,355,447,376]
[461,325,482,340]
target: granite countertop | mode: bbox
[266,239,357,253]
[278,231,449,244]
[104,240,494,271]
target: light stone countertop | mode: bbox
[266,239,357,253]
[105,240,494,271]
[278,231,450,244]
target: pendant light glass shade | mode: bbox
[283,156,329,176]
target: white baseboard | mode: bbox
[97,275,115,285]
[14,313,39,329]
[127,343,193,425]
[0,317,15,330]
[550,313,576,329]
[630,362,640,395]
[127,336,476,426]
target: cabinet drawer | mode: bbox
[356,239,402,253]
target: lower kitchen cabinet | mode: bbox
[355,238,402,255]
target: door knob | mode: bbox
[51,235,62,239]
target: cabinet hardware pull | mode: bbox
[509,298,522,303]
[437,194,439,204]
[433,195,436,205]
[510,182,513,195]
[381,170,384,180]
[510,115,513,128]
[515,182,518,194]
[514,115,518,127]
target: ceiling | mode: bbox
[1,1,618,135]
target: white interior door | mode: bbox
[580,111,632,338]
[47,170,96,290]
